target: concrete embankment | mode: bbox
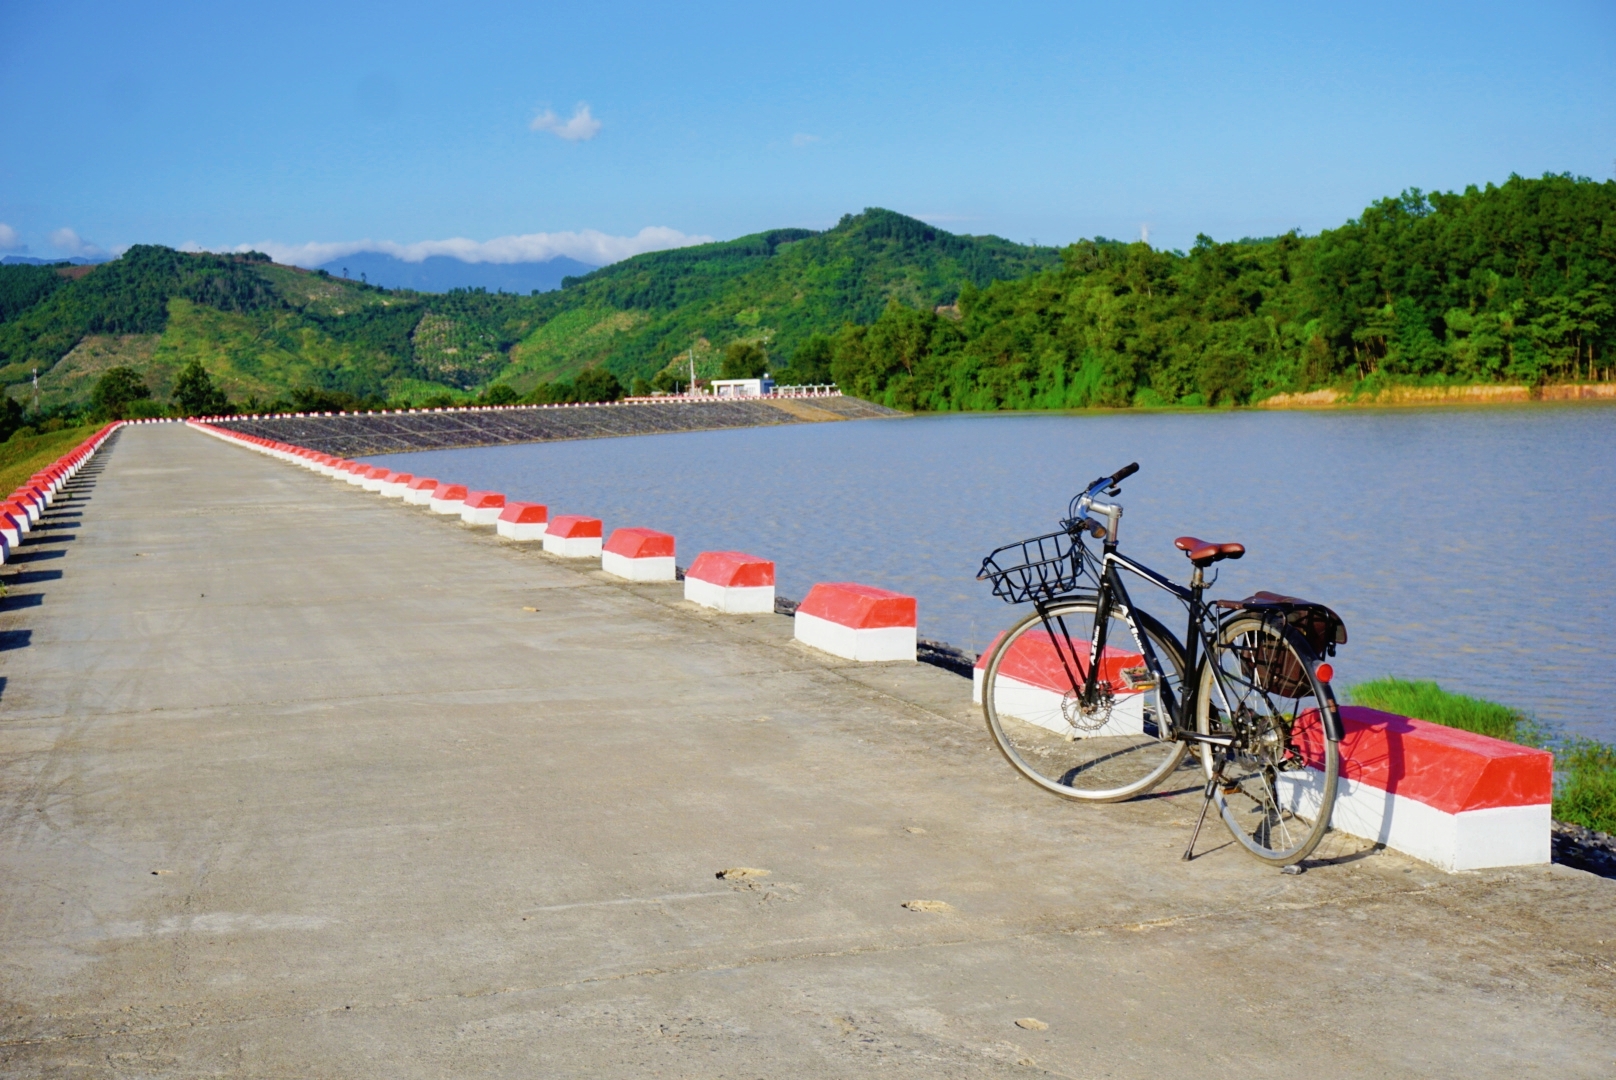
[212,394,902,456]
[1,424,1614,1077]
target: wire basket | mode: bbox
[978,529,1092,604]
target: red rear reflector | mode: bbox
[1315,663,1334,683]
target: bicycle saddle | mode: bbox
[1174,536,1246,567]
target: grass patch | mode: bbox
[1346,677,1536,743]
[0,425,98,495]
[1346,677,1616,835]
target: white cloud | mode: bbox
[49,227,106,258]
[0,223,20,251]
[221,226,712,270]
[530,103,601,142]
[790,133,820,148]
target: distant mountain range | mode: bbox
[2,255,108,266]
[0,209,1061,409]
[313,252,596,294]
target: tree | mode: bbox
[479,383,519,405]
[171,359,231,416]
[572,367,623,402]
[0,394,24,441]
[90,366,153,420]
[777,333,834,384]
[720,341,768,379]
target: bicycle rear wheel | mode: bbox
[982,599,1188,802]
[1195,614,1340,865]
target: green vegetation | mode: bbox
[832,174,1616,410]
[1347,677,1536,743]
[1348,677,1616,834]
[0,424,98,495]
[1,175,1611,420]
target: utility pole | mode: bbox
[688,348,696,396]
[31,367,39,413]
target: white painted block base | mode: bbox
[428,498,464,515]
[1276,768,1551,871]
[601,551,676,581]
[497,521,547,541]
[461,506,502,525]
[794,611,915,661]
[361,476,387,492]
[379,482,409,498]
[971,670,1144,738]
[543,534,602,558]
[404,488,434,505]
[684,576,774,613]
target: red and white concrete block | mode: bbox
[684,551,774,614]
[460,491,505,525]
[360,465,391,492]
[378,472,414,498]
[794,582,917,661]
[496,502,548,541]
[428,483,468,515]
[403,476,440,505]
[971,632,1150,739]
[601,528,676,581]
[1275,705,1552,871]
[543,515,602,558]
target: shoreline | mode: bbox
[899,382,1616,419]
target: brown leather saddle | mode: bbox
[1174,535,1245,568]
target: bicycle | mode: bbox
[976,463,1347,867]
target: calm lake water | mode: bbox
[367,406,1616,744]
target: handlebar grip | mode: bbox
[1110,462,1139,483]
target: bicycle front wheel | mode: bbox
[1196,614,1340,865]
[982,599,1188,802]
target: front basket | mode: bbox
[978,529,1090,604]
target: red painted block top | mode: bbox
[463,490,505,510]
[798,582,916,629]
[687,551,774,588]
[974,629,1144,695]
[384,472,413,484]
[431,483,468,502]
[547,514,602,539]
[365,465,391,479]
[498,502,548,524]
[604,527,675,560]
[406,476,439,492]
[1325,706,1553,814]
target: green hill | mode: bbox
[0,211,1058,412]
[830,174,1616,410]
[4,179,1611,418]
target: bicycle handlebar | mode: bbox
[1083,462,1140,495]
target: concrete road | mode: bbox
[1,424,1612,1078]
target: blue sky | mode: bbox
[1,0,1612,266]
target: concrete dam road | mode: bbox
[1,425,1612,1078]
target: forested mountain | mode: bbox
[0,210,1057,412]
[830,174,1616,409]
[1,176,1612,417]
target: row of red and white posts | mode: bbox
[0,423,121,564]
[185,420,1553,873]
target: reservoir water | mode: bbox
[367,406,1616,745]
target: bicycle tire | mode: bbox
[982,598,1189,802]
[1195,614,1340,865]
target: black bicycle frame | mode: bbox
[1031,537,1212,741]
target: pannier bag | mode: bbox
[1216,591,1347,698]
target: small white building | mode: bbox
[709,376,775,398]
